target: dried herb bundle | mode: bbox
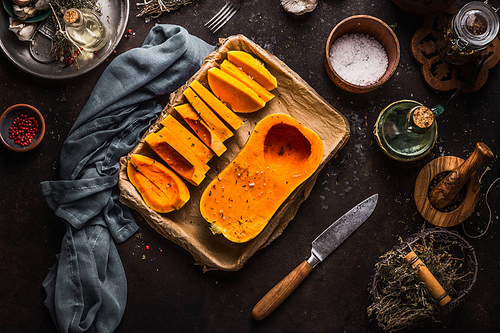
[137,0,194,22]
[48,0,101,60]
[368,229,477,332]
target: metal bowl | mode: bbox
[325,15,400,93]
[0,104,45,152]
[0,0,129,80]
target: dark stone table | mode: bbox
[1,1,498,332]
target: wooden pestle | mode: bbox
[404,250,451,306]
[429,142,493,210]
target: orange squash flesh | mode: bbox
[183,87,234,141]
[220,60,274,103]
[153,127,210,174]
[207,67,266,113]
[189,80,243,130]
[160,115,214,163]
[199,113,323,243]
[145,132,205,186]
[127,154,190,213]
[174,104,227,157]
[227,51,277,91]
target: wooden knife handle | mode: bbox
[404,250,451,306]
[429,142,493,210]
[252,260,313,320]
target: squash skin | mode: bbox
[144,132,205,186]
[128,154,190,213]
[227,51,277,91]
[189,80,243,130]
[221,60,274,103]
[199,113,323,243]
[207,67,266,113]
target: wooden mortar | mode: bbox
[414,142,493,227]
[429,142,493,210]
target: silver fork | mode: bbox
[205,0,241,33]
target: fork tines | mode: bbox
[205,1,238,33]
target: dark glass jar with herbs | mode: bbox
[437,1,499,65]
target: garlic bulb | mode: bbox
[281,0,318,15]
[9,17,37,41]
[12,0,31,6]
[34,0,50,12]
[13,4,37,20]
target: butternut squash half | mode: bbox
[199,113,324,243]
[127,154,190,213]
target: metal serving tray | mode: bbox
[0,0,128,80]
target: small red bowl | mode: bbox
[0,104,45,152]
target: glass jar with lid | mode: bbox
[437,1,499,65]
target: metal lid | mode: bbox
[452,1,499,50]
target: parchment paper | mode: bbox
[118,35,350,271]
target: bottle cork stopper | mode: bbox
[404,250,451,307]
[412,106,434,129]
[64,9,79,24]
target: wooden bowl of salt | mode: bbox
[325,15,400,93]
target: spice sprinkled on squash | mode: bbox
[207,67,266,113]
[199,113,323,243]
[174,103,227,157]
[183,86,234,141]
[161,115,214,163]
[145,132,206,186]
[220,60,274,103]
[127,154,190,213]
[227,51,277,91]
[189,80,243,130]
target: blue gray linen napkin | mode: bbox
[40,24,216,333]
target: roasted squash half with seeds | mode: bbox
[199,113,323,243]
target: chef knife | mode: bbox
[252,194,378,320]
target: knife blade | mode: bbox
[252,194,378,320]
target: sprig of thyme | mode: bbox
[47,0,101,60]
[136,0,194,22]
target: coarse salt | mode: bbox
[329,33,388,86]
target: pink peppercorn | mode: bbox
[8,113,39,147]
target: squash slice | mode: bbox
[207,67,266,113]
[189,80,243,130]
[145,132,205,186]
[154,127,210,174]
[183,87,234,141]
[174,104,227,157]
[221,60,274,103]
[199,113,323,243]
[160,115,214,163]
[227,51,277,91]
[128,154,190,213]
